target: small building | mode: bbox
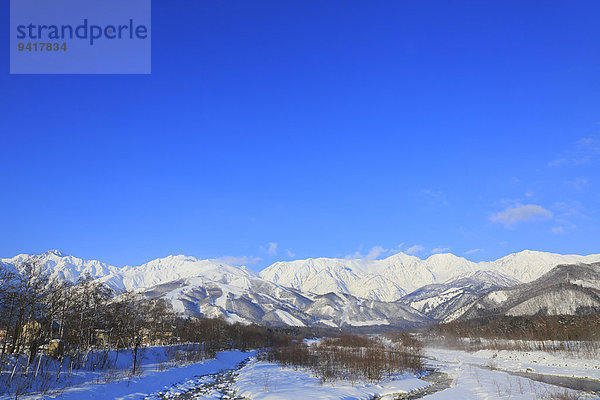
[48,339,64,358]
[21,320,42,344]
[94,329,111,346]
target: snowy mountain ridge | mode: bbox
[3,249,600,327]
[401,270,521,321]
[453,262,600,321]
[4,249,600,302]
[0,250,431,328]
[260,250,600,302]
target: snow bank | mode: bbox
[4,350,252,400]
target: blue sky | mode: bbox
[1,1,599,270]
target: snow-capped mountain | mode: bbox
[477,250,600,284]
[99,255,258,293]
[400,270,520,321]
[138,275,431,329]
[3,249,600,327]
[0,250,430,329]
[1,250,119,283]
[454,263,600,320]
[138,273,314,326]
[260,251,600,302]
[303,292,431,329]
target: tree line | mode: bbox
[0,259,319,377]
[430,314,600,342]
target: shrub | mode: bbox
[268,334,424,383]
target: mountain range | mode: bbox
[2,249,600,329]
[260,251,600,302]
[454,262,600,320]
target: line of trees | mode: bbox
[0,259,180,376]
[430,314,600,342]
[0,259,323,377]
[1,259,428,396]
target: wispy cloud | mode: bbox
[548,158,568,167]
[266,242,278,256]
[390,243,405,253]
[346,245,389,260]
[405,245,424,255]
[465,248,484,255]
[431,247,451,254]
[216,255,261,266]
[548,136,600,167]
[490,204,553,228]
[366,246,387,260]
[420,189,449,207]
[566,177,589,192]
[285,249,295,258]
[550,201,586,234]
[553,201,586,219]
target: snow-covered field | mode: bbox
[4,344,600,399]
[0,348,252,400]
[424,347,600,399]
[426,346,600,380]
[233,360,430,400]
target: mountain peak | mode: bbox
[45,249,68,257]
[426,253,464,261]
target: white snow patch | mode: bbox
[487,290,508,304]
[274,310,306,326]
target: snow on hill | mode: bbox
[138,274,314,326]
[1,250,119,283]
[260,250,600,302]
[0,250,429,328]
[3,249,600,327]
[401,270,520,321]
[138,274,432,329]
[99,255,257,293]
[478,250,600,283]
[455,262,600,320]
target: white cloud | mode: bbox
[390,243,405,253]
[405,245,424,255]
[345,245,389,260]
[465,248,484,255]
[366,246,387,260]
[551,201,585,234]
[420,189,448,207]
[266,242,278,256]
[490,204,553,228]
[286,249,295,258]
[578,137,600,152]
[553,201,585,218]
[566,177,589,191]
[216,255,261,266]
[431,247,451,254]
[548,158,567,167]
[548,136,600,166]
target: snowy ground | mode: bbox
[423,347,600,399]
[0,349,252,400]
[5,345,600,399]
[232,360,430,400]
[426,346,600,380]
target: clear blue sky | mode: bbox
[1,1,599,270]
